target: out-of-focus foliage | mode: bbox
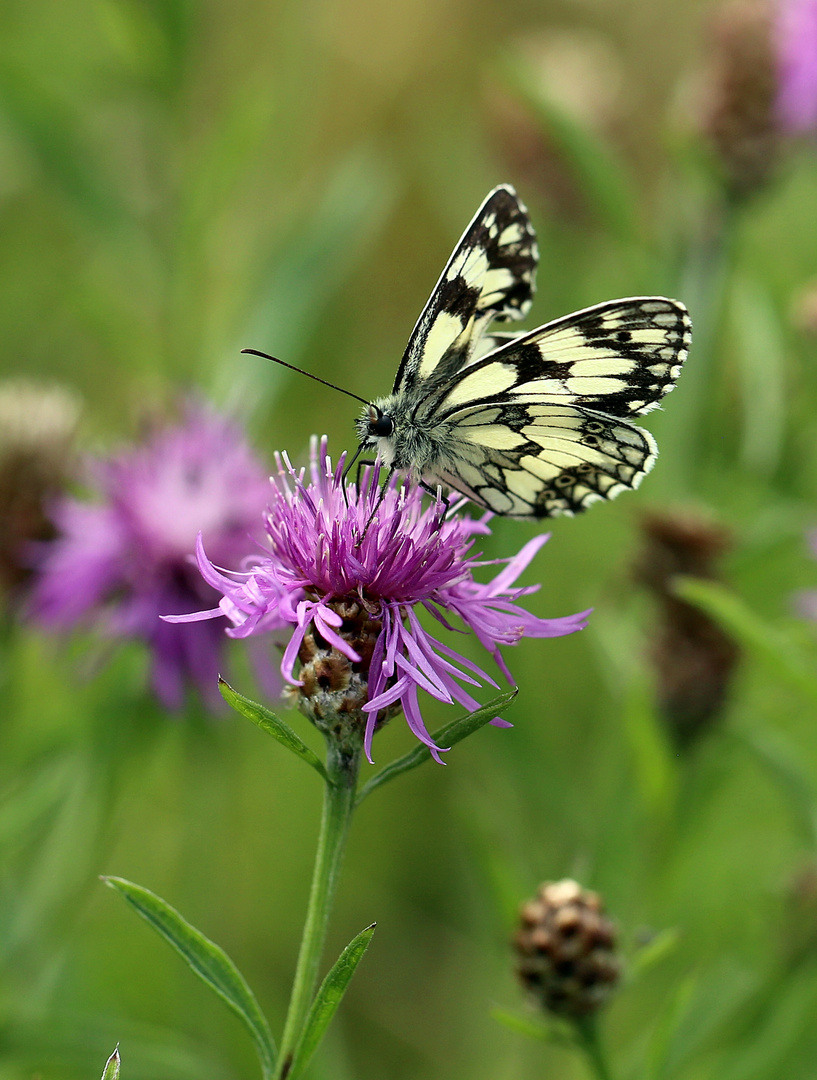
[3,0,817,1078]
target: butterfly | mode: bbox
[354,184,691,518]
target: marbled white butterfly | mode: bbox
[354,185,691,518]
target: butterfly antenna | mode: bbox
[241,349,371,408]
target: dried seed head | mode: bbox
[0,379,81,598]
[698,0,780,200]
[515,879,621,1018]
[635,511,740,749]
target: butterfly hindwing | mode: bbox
[434,401,657,518]
[392,185,538,396]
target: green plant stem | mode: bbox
[574,1015,615,1080]
[275,741,360,1079]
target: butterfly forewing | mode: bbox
[392,185,538,396]
[435,298,692,420]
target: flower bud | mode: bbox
[514,879,621,1018]
[698,0,780,200]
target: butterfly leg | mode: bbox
[357,469,392,544]
[419,480,450,524]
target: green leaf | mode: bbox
[103,877,276,1079]
[731,276,786,478]
[101,1046,121,1080]
[672,578,817,707]
[219,679,328,782]
[355,689,518,805]
[626,928,681,983]
[287,923,376,1080]
[645,974,697,1080]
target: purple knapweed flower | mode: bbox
[167,437,590,762]
[28,402,272,712]
[775,0,817,132]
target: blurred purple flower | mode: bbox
[776,0,817,132]
[167,437,590,762]
[29,403,272,712]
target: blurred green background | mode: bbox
[3,0,817,1077]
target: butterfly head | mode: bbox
[365,405,394,439]
[356,402,397,463]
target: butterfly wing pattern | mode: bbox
[357,185,691,519]
[392,185,538,396]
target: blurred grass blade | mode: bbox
[490,1007,572,1045]
[355,689,517,805]
[103,877,276,1079]
[288,923,376,1080]
[591,609,677,818]
[497,55,636,238]
[0,63,126,228]
[731,276,786,478]
[219,679,328,782]
[220,146,396,414]
[626,928,681,983]
[673,577,817,706]
[645,974,697,1080]
[733,724,817,848]
[100,1045,121,1080]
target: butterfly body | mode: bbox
[357,186,691,518]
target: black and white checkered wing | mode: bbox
[425,297,692,518]
[392,185,538,397]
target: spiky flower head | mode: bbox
[168,437,589,762]
[29,402,272,712]
[515,879,621,1018]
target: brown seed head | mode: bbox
[514,879,621,1018]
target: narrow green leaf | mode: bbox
[673,578,817,707]
[731,277,786,478]
[219,679,328,782]
[490,1007,573,1046]
[101,1046,121,1080]
[626,928,681,983]
[288,924,376,1080]
[645,974,697,1080]
[355,689,518,805]
[103,877,276,1078]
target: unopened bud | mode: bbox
[635,511,740,748]
[698,0,780,200]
